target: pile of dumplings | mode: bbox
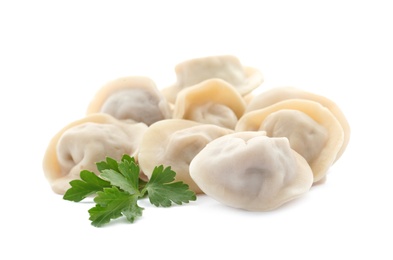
[43,55,350,211]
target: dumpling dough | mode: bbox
[237,99,344,182]
[43,113,148,194]
[173,79,246,129]
[138,119,234,193]
[189,132,313,211]
[162,55,264,103]
[87,76,172,125]
[246,86,350,162]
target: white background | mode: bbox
[1,0,392,259]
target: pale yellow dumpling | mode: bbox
[246,86,350,162]
[173,79,246,129]
[237,99,344,182]
[43,113,148,194]
[138,119,234,193]
[162,55,263,103]
[87,76,171,125]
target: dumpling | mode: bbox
[43,113,148,194]
[237,99,344,182]
[86,76,172,125]
[162,55,264,103]
[172,79,246,129]
[138,119,234,193]
[189,132,313,211]
[246,86,350,162]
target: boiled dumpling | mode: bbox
[172,79,246,129]
[189,132,313,211]
[43,113,148,194]
[87,76,172,125]
[246,86,350,162]
[162,55,264,103]
[237,99,344,182]
[138,119,234,193]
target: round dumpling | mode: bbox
[87,76,172,125]
[246,86,350,162]
[43,113,148,194]
[138,119,234,193]
[162,55,264,103]
[172,79,246,129]
[237,99,344,182]
[189,132,313,211]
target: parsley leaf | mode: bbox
[89,187,143,227]
[63,170,111,202]
[63,155,197,227]
[96,156,120,173]
[100,158,140,195]
[143,165,197,207]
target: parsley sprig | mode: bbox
[63,155,197,227]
